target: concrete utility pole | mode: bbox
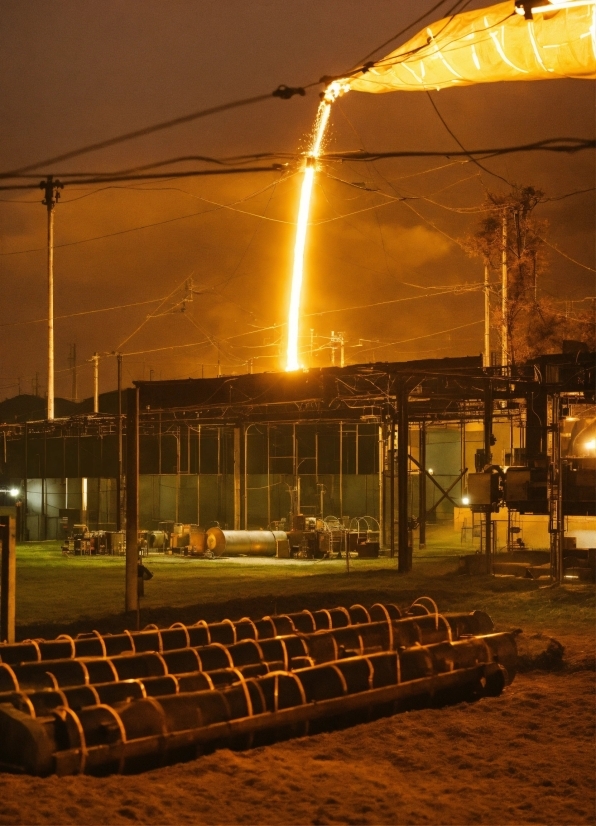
[501,210,508,370]
[91,352,100,413]
[40,177,63,421]
[484,262,491,369]
[69,343,78,401]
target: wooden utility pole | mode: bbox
[40,177,63,421]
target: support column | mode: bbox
[389,415,395,558]
[244,425,249,530]
[0,515,16,644]
[419,421,426,549]
[484,380,493,574]
[125,387,139,613]
[23,424,28,542]
[397,382,410,573]
[116,353,123,532]
[378,424,384,542]
[549,393,563,583]
[233,426,241,530]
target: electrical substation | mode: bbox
[1,350,594,594]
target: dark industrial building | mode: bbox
[0,352,594,579]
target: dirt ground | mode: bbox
[1,635,594,825]
[0,670,593,825]
[1,547,594,825]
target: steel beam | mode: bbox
[125,387,139,614]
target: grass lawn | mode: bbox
[12,527,595,643]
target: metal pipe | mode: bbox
[205,528,285,557]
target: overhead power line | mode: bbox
[320,138,596,162]
[540,237,596,273]
[1,138,592,191]
[357,319,483,354]
[425,91,513,186]
[0,297,167,328]
[0,88,316,180]
[0,3,467,181]
[355,0,465,65]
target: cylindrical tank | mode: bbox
[206,529,287,557]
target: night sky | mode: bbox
[1,0,594,400]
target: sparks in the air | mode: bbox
[285,81,349,371]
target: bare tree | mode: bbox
[466,185,594,363]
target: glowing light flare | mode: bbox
[286,163,315,371]
[285,82,348,371]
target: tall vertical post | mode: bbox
[125,387,139,613]
[42,427,47,540]
[549,394,563,583]
[243,425,249,530]
[40,177,63,421]
[0,516,16,644]
[397,381,410,572]
[389,414,395,558]
[70,343,78,401]
[378,423,384,544]
[484,262,491,368]
[419,421,426,549]
[116,353,123,531]
[339,422,343,519]
[92,353,100,413]
[483,380,493,574]
[233,426,241,530]
[23,424,28,542]
[501,210,508,370]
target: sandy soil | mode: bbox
[0,633,594,826]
